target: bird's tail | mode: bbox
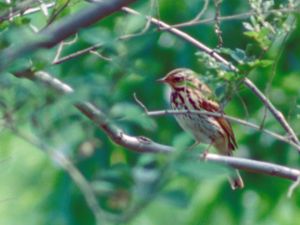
[228,169,244,190]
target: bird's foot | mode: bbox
[201,150,209,160]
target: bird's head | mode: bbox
[157,68,211,94]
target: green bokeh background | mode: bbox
[0,0,299,225]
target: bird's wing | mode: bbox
[199,98,238,151]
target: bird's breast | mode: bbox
[170,90,224,143]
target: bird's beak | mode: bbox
[156,77,166,83]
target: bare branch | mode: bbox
[53,43,103,65]
[46,0,70,27]
[117,0,155,40]
[288,176,300,198]
[89,50,112,61]
[53,34,78,63]
[133,94,300,151]
[122,7,300,148]
[169,0,210,28]
[162,6,300,29]
[205,153,300,181]
[37,0,50,17]
[50,150,103,224]
[213,0,223,48]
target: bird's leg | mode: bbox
[201,141,214,160]
[187,141,200,151]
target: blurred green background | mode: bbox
[0,0,300,224]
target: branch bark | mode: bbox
[122,7,300,148]
[12,70,300,182]
[132,105,300,151]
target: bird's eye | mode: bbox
[173,76,183,82]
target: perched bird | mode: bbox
[157,68,244,190]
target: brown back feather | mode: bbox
[199,98,237,152]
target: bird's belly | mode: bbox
[174,112,222,144]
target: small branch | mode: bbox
[205,153,300,181]
[288,176,300,197]
[243,78,299,144]
[168,0,210,28]
[117,0,154,40]
[123,7,300,149]
[46,0,70,27]
[89,50,112,61]
[190,0,210,21]
[53,43,103,65]
[133,94,300,152]
[53,34,78,63]
[11,70,300,184]
[51,150,103,224]
[37,0,50,17]
[160,7,300,29]
[213,0,223,48]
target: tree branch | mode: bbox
[132,94,300,151]
[122,7,300,148]
[12,70,300,182]
[206,153,300,181]
[0,0,137,71]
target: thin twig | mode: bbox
[161,7,300,30]
[123,7,300,148]
[53,43,103,65]
[37,0,50,17]
[53,34,79,63]
[205,153,300,181]
[133,94,300,151]
[260,18,296,129]
[288,175,300,198]
[89,50,112,61]
[214,0,223,48]
[46,0,71,27]
[118,0,156,40]
[165,0,210,29]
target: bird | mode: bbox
[157,68,244,190]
